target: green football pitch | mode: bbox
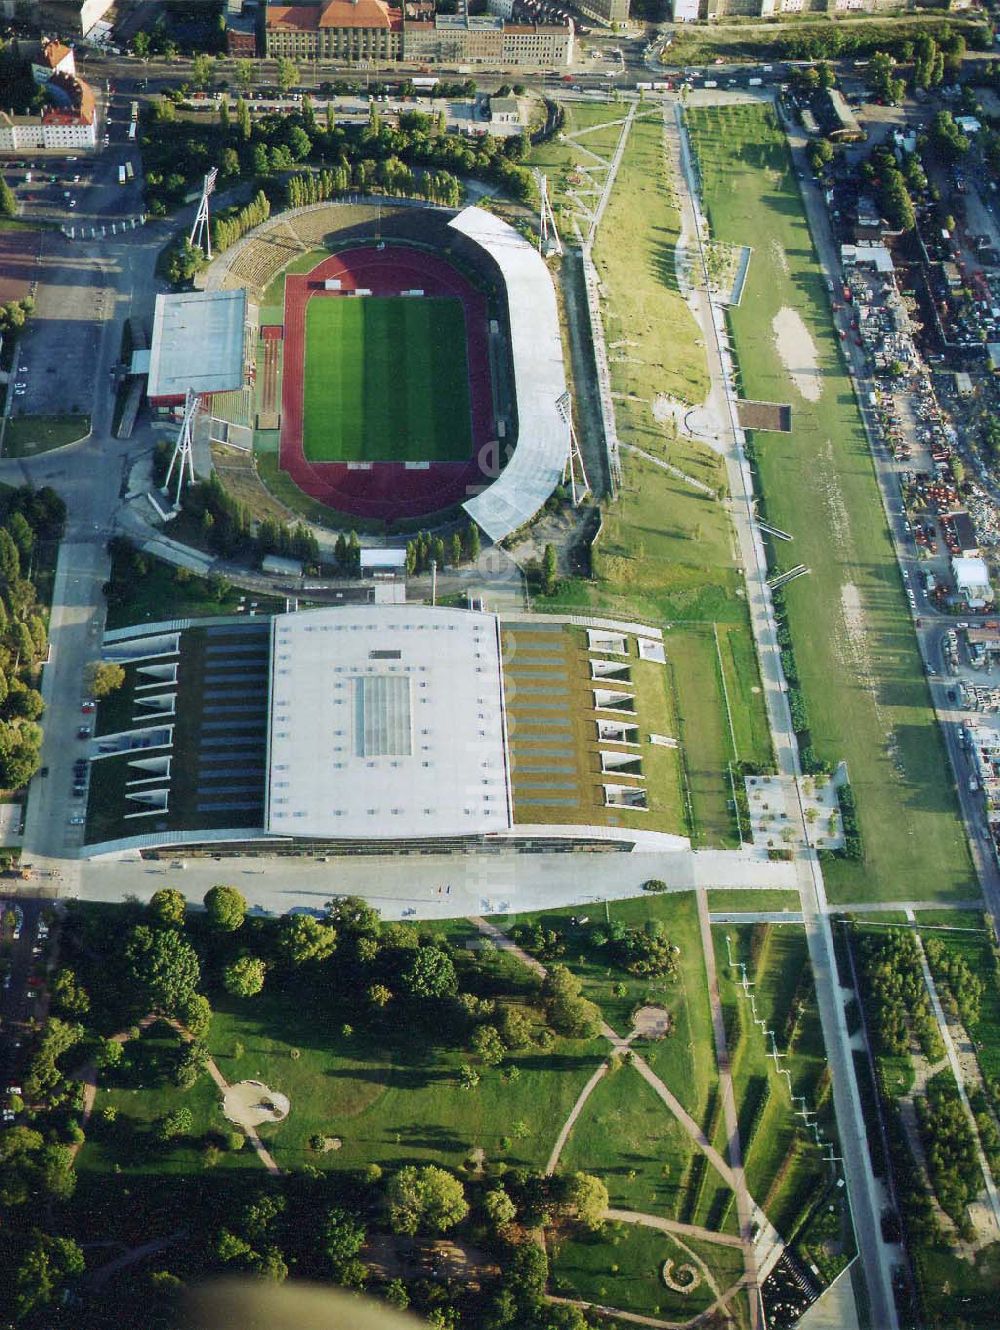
[301,296,474,463]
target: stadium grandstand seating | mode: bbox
[224,224,308,297]
[286,203,384,249]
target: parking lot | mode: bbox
[0,896,51,1115]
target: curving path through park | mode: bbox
[73,1012,281,1176]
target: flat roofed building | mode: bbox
[147,289,250,406]
[265,605,512,840]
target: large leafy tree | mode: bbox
[203,885,247,932]
[565,1172,608,1231]
[12,1233,84,1321]
[386,1165,468,1236]
[148,888,187,928]
[276,913,336,967]
[401,946,457,1000]
[542,965,602,1040]
[223,955,266,998]
[123,925,200,1014]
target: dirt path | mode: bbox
[911,932,1000,1234]
[605,1207,743,1249]
[545,1059,611,1176]
[86,1232,186,1292]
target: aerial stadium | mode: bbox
[81,605,687,857]
[189,201,575,541]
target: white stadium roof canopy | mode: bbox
[265,605,513,840]
[147,288,248,400]
[450,207,569,544]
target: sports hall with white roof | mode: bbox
[266,606,513,840]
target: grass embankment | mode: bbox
[715,923,852,1280]
[533,106,772,845]
[103,548,282,631]
[686,101,974,905]
[664,14,987,67]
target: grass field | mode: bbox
[686,101,974,905]
[301,296,472,463]
[557,1062,710,1220]
[714,924,850,1276]
[4,413,89,456]
[551,1222,740,1323]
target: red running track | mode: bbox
[279,246,495,522]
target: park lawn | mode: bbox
[557,1063,708,1222]
[686,100,975,905]
[912,908,987,929]
[707,889,800,914]
[77,1024,261,1177]
[499,892,717,1124]
[205,981,604,1175]
[302,296,472,463]
[4,413,89,456]
[550,1222,725,1322]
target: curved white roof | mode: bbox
[450,207,567,543]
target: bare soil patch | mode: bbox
[632,1005,673,1039]
[772,306,822,404]
[222,1080,290,1129]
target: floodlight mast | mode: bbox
[555,390,588,505]
[536,172,562,257]
[164,388,200,510]
[189,167,218,259]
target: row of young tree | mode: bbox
[0,487,64,788]
[284,160,462,211]
[405,525,481,576]
[210,188,271,256]
[857,929,944,1064]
